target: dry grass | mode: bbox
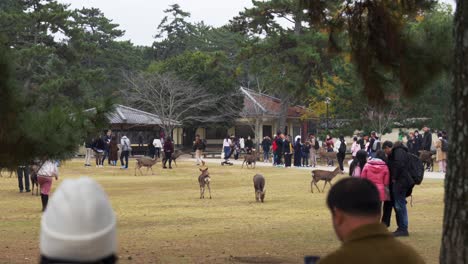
[0,159,444,264]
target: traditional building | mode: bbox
[184,87,317,147]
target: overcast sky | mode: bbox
[57,0,456,46]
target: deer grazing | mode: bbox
[242,150,257,169]
[311,166,341,193]
[318,148,337,166]
[418,150,435,172]
[134,156,159,176]
[198,162,211,199]
[253,174,266,202]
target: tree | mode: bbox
[440,0,468,262]
[123,72,239,134]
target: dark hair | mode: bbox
[40,254,117,264]
[327,178,381,216]
[375,150,387,162]
[349,150,367,176]
[353,137,357,141]
[437,132,443,138]
[339,135,344,141]
[382,141,393,149]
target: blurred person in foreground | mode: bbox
[39,177,117,264]
[317,177,424,264]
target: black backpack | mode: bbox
[339,141,346,154]
[441,139,449,152]
[407,153,424,185]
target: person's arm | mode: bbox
[383,166,390,186]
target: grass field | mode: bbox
[0,159,444,264]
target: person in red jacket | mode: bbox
[162,136,174,169]
[360,150,390,202]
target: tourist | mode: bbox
[325,134,334,166]
[102,130,112,166]
[275,133,285,166]
[37,159,58,212]
[284,135,293,167]
[421,126,432,151]
[245,135,254,154]
[239,136,245,153]
[309,134,320,168]
[361,150,390,203]
[294,136,302,167]
[407,132,419,155]
[92,135,106,167]
[162,136,174,169]
[223,135,232,160]
[349,150,367,177]
[302,141,310,167]
[357,133,365,150]
[367,131,381,158]
[148,138,156,159]
[109,136,119,166]
[382,141,414,237]
[120,135,131,169]
[351,136,361,158]
[272,135,278,165]
[17,164,30,193]
[39,177,117,264]
[84,135,93,167]
[414,130,422,151]
[261,136,271,163]
[335,135,346,172]
[193,134,205,166]
[318,177,424,264]
[153,137,162,158]
[435,132,447,173]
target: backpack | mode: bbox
[372,139,381,151]
[407,153,424,185]
[441,139,448,152]
[339,141,346,154]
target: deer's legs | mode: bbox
[322,181,330,192]
[242,161,245,168]
[150,166,154,175]
[200,186,204,199]
[314,181,321,193]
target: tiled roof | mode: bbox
[85,105,179,125]
[240,87,307,118]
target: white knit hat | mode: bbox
[40,177,117,261]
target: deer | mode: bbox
[135,156,159,176]
[418,150,435,172]
[311,166,341,193]
[162,149,183,167]
[242,150,257,169]
[253,174,266,202]
[318,148,337,166]
[198,162,211,199]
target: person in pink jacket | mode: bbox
[361,150,390,202]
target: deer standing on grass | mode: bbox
[242,150,257,169]
[198,162,211,199]
[134,156,158,176]
[253,174,266,202]
[311,166,341,193]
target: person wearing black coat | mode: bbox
[293,137,302,167]
[163,137,174,169]
[382,141,415,237]
[92,136,106,167]
[407,132,419,155]
[275,134,284,165]
[421,126,432,151]
[245,136,254,153]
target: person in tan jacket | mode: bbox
[434,132,447,173]
[317,178,425,264]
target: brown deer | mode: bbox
[311,166,341,193]
[253,174,266,202]
[318,148,337,166]
[134,156,159,176]
[198,163,211,199]
[418,150,435,172]
[242,150,257,169]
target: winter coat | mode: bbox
[92,137,106,152]
[245,139,254,149]
[153,138,162,149]
[435,138,447,161]
[422,131,432,151]
[326,138,334,151]
[387,142,414,192]
[275,137,283,154]
[193,140,205,151]
[284,140,292,154]
[120,136,131,152]
[163,141,174,153]
[109,140,119,161]
[407,138,419,155]
[261,138,271,152]
[103,135,111,150]
[351,142,361,157]
[361,159,390,201]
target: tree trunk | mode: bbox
[440,1,468,262]
[278,97,289,134]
